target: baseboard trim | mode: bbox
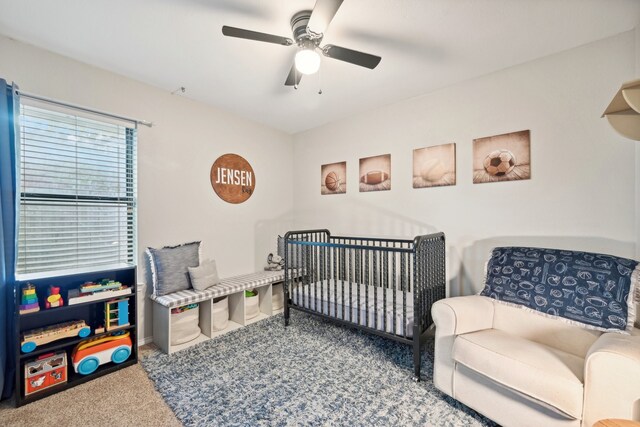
[138,336,153,346]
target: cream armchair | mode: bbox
[432,296,640,427]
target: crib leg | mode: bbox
[284,303,290,326]
[412,340,421,382]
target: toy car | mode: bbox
[21,320,91,353]
[72,331,132,375]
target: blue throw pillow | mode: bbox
[480,247,638,333]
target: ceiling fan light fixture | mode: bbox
[295,48,321,75]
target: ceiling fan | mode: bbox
[221,0,381,88]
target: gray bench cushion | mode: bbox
[151,270,289,308]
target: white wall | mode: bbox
[292,31,637,296]
[0,35,295,342]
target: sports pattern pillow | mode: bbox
[480,247,639,333]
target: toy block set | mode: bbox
[105,299,130,331]
[19,284,39,315]
[80,279,123,293]
[46,286,64,309]
[67,279,131,305]
[20,284,65,314]
[24,352,67,396]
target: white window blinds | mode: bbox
[17,102,137,277]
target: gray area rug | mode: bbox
[142,311,496,426]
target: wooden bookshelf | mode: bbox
[14,267,137,407]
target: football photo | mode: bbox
[359,154,391,192]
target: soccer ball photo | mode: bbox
[473,130,530,184]
[483,149,516,177]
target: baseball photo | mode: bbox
[413,143,456,188]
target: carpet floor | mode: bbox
[0,361,180,427]
[142,311,496,427]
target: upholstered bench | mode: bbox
[151,270,290,354]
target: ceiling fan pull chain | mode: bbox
[318,67,323,95]
[294,67,298,90]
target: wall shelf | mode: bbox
[602,78,640,140]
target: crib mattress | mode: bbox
[291,279,414,337]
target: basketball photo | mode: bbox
[321,161,347,195]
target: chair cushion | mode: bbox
[492,300,601,358]
[452,329,584,419]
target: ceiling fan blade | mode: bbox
[284,63,302,87]
[322,45,381,69]
[307,0,344,36]
[222,26,293,46]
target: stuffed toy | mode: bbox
[265,253,284,271]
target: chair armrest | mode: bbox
[432,295,495,336]
[583,329,640,427]
[431,296,495,396]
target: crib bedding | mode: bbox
[292,279,414,337]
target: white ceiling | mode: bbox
[0,0,638,134]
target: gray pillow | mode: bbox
[188,259,221,291]
[146,241,200,296]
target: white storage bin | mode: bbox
[171,305,201,345]
[245,291,259,319]
[272,283,284,311]
[212,297,229,331]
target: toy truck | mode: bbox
[72,331,132,375]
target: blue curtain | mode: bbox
[0,79,18,400]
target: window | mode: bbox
[17,101,137,277]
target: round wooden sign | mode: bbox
[210,153,255,204]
